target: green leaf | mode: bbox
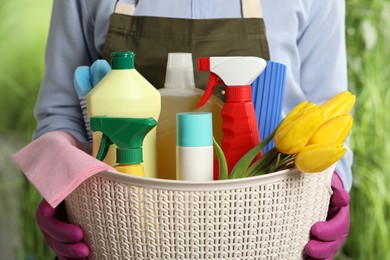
[229,128,276,179]
[245,147,279,177]
[269,153,282,173]
[213,137,228,180]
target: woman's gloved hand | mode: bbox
[36,199,89,259]
[305,172,350,260]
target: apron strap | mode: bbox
[114,1,135,15]
[242,0,263,18]
[114,0,263,18]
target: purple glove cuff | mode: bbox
[305,171,350,259]
[330,172,350,207]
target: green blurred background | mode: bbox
[1,0,389,259]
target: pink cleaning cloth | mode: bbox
[13,131,115,208]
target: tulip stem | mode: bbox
[274,155,296,171]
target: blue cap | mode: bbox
[176,112,213,147]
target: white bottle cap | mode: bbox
[164,53,196,89]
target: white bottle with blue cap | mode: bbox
[176,112,213,181]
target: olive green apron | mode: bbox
[102,0,270,100]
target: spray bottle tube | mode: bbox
[197,57,267,177]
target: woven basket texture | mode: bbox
[65,165,334,260]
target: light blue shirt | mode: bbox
[34,0,352,190]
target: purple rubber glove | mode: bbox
[305,172,350,260]
[36,199,89,259]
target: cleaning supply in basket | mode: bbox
[197,56,267,175]
[74,60,111,142]
[157,52,223,180]
[176,112,213,181]
[12,131,114,208]
[87,51,161,178]
[90,116,157,177]
[251,61,286,153]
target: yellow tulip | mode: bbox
[321,91,356,121]
[274,105,323,154]
[309,114,353,145]
[295,143,346,173]
[278,101,317,130]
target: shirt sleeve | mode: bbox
[33,0,95,142]
[297,0,352,191]
[298,0,348,103]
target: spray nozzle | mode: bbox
[90,116,157,164]
[196,56,267,108]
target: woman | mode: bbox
[34,0,351,259]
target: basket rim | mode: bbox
[95,164,335,192]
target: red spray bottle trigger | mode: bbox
[196,57,223,108]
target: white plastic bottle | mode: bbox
[176,112,213,181]
[156,53,223,180]
[87,51,161,178]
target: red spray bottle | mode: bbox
[197,57,267,179]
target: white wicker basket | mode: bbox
[65,165,335,260]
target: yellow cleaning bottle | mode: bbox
[90,116,157,177]
[157,53,223,180]
[87,52,161,178]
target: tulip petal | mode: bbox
[275,106,323,154]
[321,91,356,121]
[295,143,346,173]
[279,101,317,130]
[309,115,353,145]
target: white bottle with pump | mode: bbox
[156,53,223,180]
